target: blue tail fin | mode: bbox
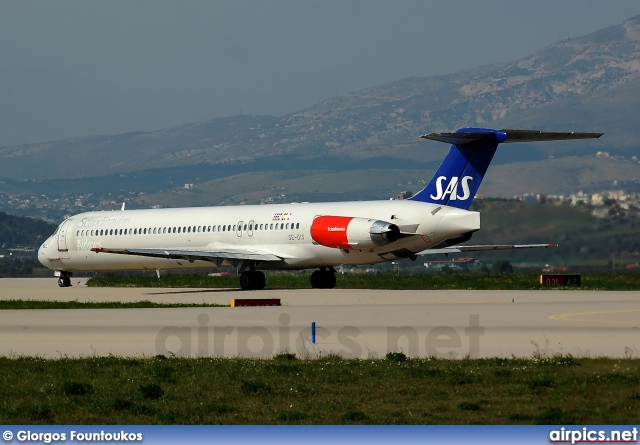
[409,127,603,209]
[409,128,506,210]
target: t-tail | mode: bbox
[409,127,603,210]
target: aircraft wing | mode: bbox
[90,247,287,263]
[418,243,557,255]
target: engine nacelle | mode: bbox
[310,215,401,250]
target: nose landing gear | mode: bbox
[57,272,72,287]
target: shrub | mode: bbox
[139,383,164,400]
[62,381,93,396]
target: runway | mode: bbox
[1,278,639,359]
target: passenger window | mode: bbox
[296,223,300,229]
[228,225,231,231]
[222,226,226,232]
[280,223,284,230]
[270,224,273,230]
[177,227,181,233]
[243,224,247,231]
[286,223,289,229]
[275,224,279,231]
[233,225,236,231]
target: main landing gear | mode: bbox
[57,272,72,288]
[237,267,337,290]
[239,271,266,290]
[310,267,336,289]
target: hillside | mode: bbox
[0,211,56,248]
[465,199,640,269]
[1,15,639,187]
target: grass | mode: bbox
[87,272,640,291]
[0,300,227,310]
[0,355,639,424]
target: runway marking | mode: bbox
[549,309,640,324]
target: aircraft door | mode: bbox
[248,220,254,237]
[57,219,72,252]
[236,221,243,237]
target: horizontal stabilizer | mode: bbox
[421,129,603,145]
[501,130,604,143]
[418,243,557,255]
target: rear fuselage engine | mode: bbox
[310,215,401,250]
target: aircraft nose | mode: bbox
[38,241,50,267]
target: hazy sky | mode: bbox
[1,1,639,146]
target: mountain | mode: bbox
[1,15,640,206]
[0,211,56,248]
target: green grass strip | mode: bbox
[87,272,640,290]
[0,354,639,424]
[0,299,227,310]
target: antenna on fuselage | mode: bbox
[121,202,126,211]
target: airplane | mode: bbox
[38,127,603,289]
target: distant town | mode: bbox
[3,184,640,226]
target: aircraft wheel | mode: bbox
[58,276,72,287]
[310,270,336,289]
[240,271,254,290]
[323,270,336,289]
[240,271,266,290]
[253,271,266,290]
[310,270,322,288]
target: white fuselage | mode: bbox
[38,199,479,273]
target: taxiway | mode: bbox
[0,278,638,359]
